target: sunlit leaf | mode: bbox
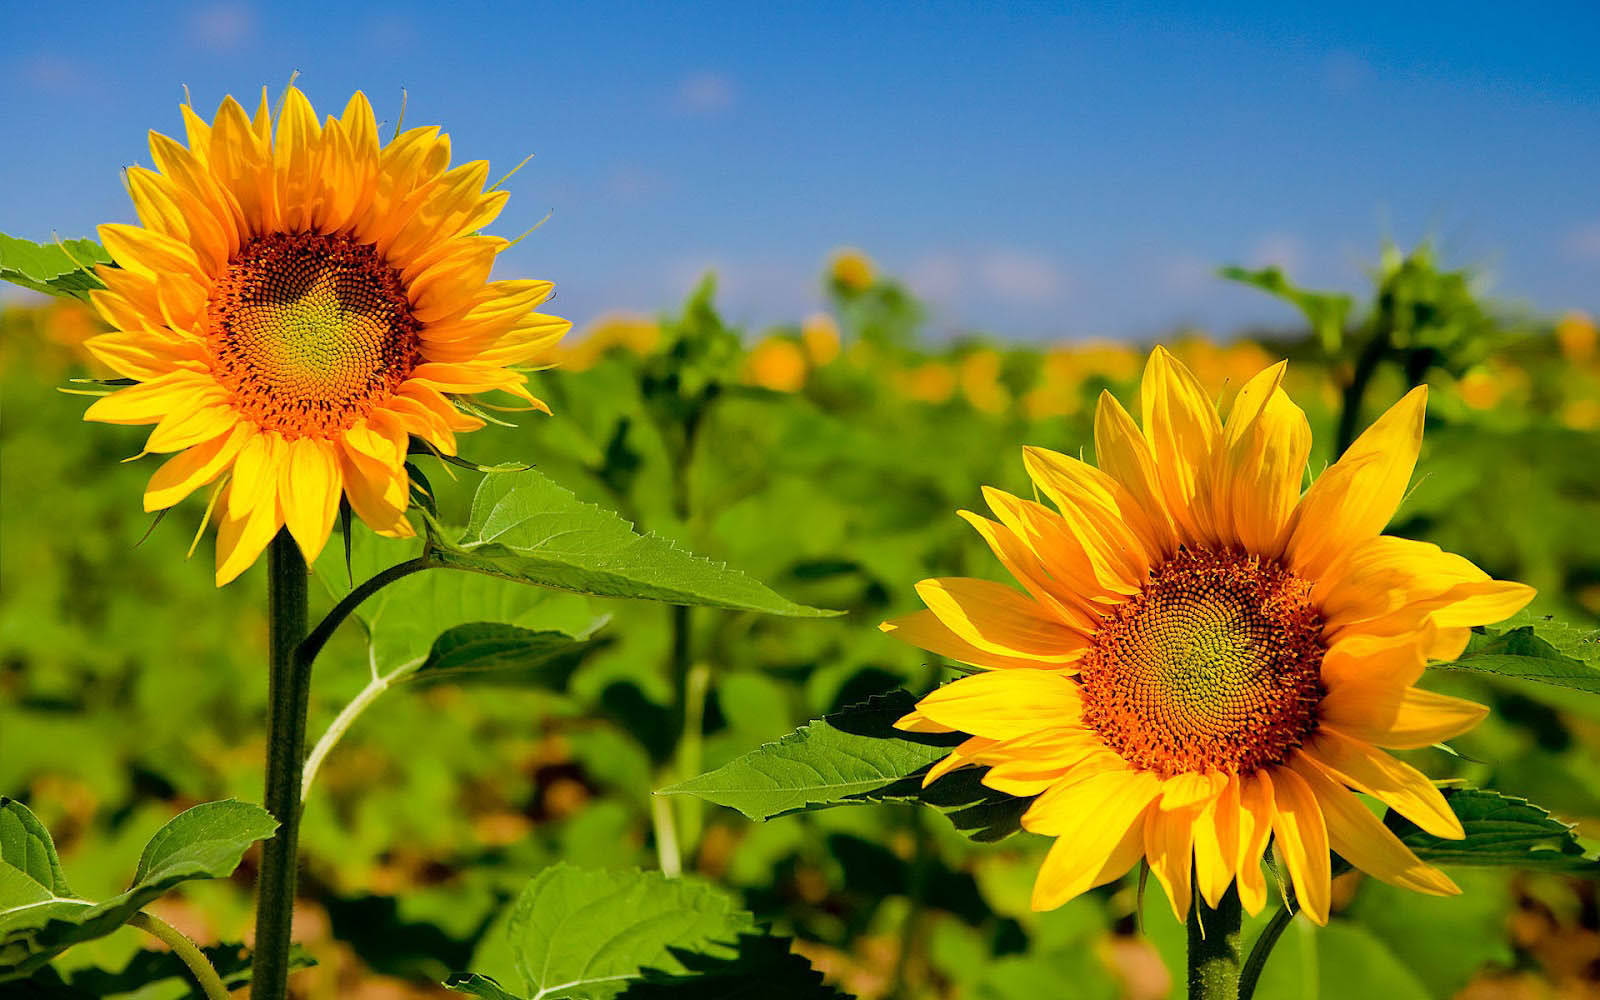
[433,469,839,617]
[0,233,109,301]
[445,865,843,999]
[660,691,1032,841]
[0,800,278,981]
[1386,787,1599,873]
[1434,610,1600,694]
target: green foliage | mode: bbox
[21,942,316,998]
[661,691,1031,841]
[1220,265,1352,352]
[430,469,838,617]
[1386,788,1599,873]
[445,865,842,999]
[0,799,277,981]
[1437,609,1600,693]
[0,233,109,301]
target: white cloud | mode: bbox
[1246,232,1307,274]
[1563,221,1600,262]
[673,72,735,115]
[188,3,254,50]
[1159,252,1215,295]
[907,248,1068,308]
[22,54,89,93]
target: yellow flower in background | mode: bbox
[829,247,876,293]
[1556,311,1597,364]
[81,86,569,584]
[885,347,1533,923]
[896,361,957,404]
[801,312,842,365]
[959,348,1010,414]
[559,312,661,371]
[744,336,808,392]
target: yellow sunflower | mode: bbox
[886,347,1533,924]
[81,85,569,584]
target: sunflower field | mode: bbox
[3,91,1600,1000]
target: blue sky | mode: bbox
[4,2,1597,340]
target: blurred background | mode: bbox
[3,3,1600,999]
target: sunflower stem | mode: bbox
[1238,902,1296,1000]
[1187,885,1243,1000]
[253,530,311,1000]
[126,911,232,1000]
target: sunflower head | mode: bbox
[885,347,1534,924]
[83,85,569,584]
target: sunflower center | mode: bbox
[1078,548,1325,778]
[206,231,421,438]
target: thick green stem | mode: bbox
[1238,903,1296,1000]
[1188,885,1243,1000]
[127,911,231,1000]
[252,531,310,1000]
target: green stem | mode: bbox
[1187,885,1243,1000]
[252,530,310,1000]
[1238,903,1296,1000]
[295,554,434,670]
[126,911,231,1000]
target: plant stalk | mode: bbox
[126,911,232,1000]
[1188,885,1243,1000]
[252,530,310,1000]
[1238,903,1296,1000]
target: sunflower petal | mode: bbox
[1303,728,1463,839]
[914,578,1089,662]
[901,669,1083,740]
[1267,764,1331,925]
[1025,769,1161,910]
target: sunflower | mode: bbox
[886,347,1533,924]
[81,85,569,584]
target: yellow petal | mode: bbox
[914,578,1089,663]
[1025,769,1161,910]
[902,669,1082,740]
[1290,751,1459,896]
[1320,628,1431,690]
[1094,390,1178,558]
[213,482,283,586]
[1287,387,1428,579]
[1303,728,1462,839]
[143,424,251,512]
[1314,536,1486,633]
[1138,346,1221,545]
[1235,770,1276,915]
[1224,386,1310,557]
[227,431,283,520]
[982,486,1135,605]
[1193,773,1242,909]
[957,510,1098,633]
[1144,802,1199,922]
[83,371,214,425]
[1267,764,1331,925]
[281,437,343,564]
[1321,682,1487,750]
[1020,446,1151,590]
[880,610,1064,671]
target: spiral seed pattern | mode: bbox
[1079,548,1325,777]
[206,231,421,438]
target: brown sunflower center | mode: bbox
[1078,548,1325,778]
[206,231,421,438]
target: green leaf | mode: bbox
[318,528,605,677]
[1386,787,1600,873]
[1220,264,1352,351]
[446,865,843,999]
[0,800,71,898]
[0,799,278,981]
[1434,610,1600,694]
[410,622,607,686]
[0,233,110,301]
[432,469,838,617]
[659,691,1032,842]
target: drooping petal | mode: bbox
[1144,803,1200,921]
[1266,764,1331,925]
[1193,773,1242,909]
[1234,770,1276,915]
[1320,682,1488,750]
[1024,769,1161,911]
[1303,729,1463,839]
[1290,751,1459,896]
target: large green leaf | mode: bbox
[0,233,109,301]
[0,799,278,981]
[444,865,843,999]
[1385,787,1599,873]
[431,469,838,617]
[1434,610,1600,694]
[659,691,1032,841]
